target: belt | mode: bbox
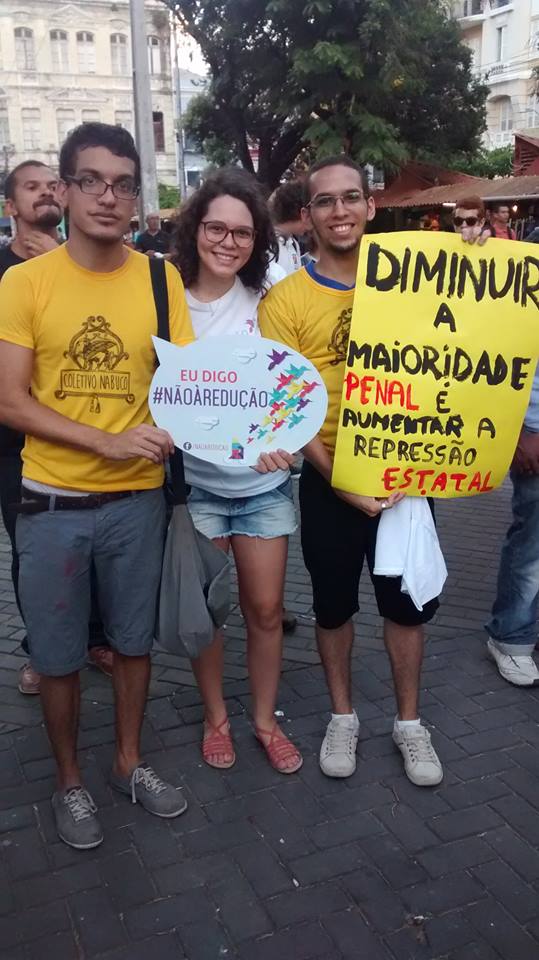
[15,488,137,514]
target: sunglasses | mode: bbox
[453,216,479,227]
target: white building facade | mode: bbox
[454,0,539,147]
[0,0,177,185]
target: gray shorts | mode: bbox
[16,488,166,677]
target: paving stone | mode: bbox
[428,804,504,842]
[124,889,215,939]
[239,921,334,960]
[98,933,185,960]
[232,841,293,898]
[322,908,389,958]
[416,835,495,879]
[375,804,439,853]
[483,824,539,882]
[178,918,236,960]
[99,850,156,910]
[266,881,350,927]
[209,868,272,942]
[471,859,539,924]
[401,870,487,915]
[341,862,407,934]
[69,887,127,956]
[465,897,539,960]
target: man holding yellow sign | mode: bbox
[261,155,539,789]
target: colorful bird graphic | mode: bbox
[276,372,295,389]
[297,396,311,412]
[257,428,268,440]
[271,386,287,401]
[286,364,308,379]
[272,419,286,432]
[270,401,285,415]
[288,412,306,428]
[267,349,291,370]
[286,381,303,398]
[300,380,319,397]
[249,423,259,434]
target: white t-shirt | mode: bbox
[275,234,301,276]
[183,278,289,498]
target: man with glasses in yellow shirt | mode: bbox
[260,156,443,788]
[0,123,193,850]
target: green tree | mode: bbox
[166,0,487,188]
[452,145,514,179]
[158,182,181,209]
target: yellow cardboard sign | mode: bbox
[332,232,539,498]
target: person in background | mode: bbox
[486,374,539,686]
[136,212,171,258]
[0,123,193,849]
[269,181,305,276]
[0,160,113,696]
[172,167,302,776]
[451,195,486,241]
[485,202,516,240]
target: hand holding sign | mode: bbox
[149,335,328,465]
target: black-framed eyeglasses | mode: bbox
[200,220,256,247]
[307,190,365,211]
[453,215,479,227]
[65,174,140,200]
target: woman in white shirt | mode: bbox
[173,168,302,774]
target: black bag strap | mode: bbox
[149,258,187,505]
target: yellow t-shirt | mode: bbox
[259,267,354,454]
[0,245,193,491]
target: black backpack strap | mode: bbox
[148,258,187,505]
[149,257,170,342]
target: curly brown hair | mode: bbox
[172,167,278,293]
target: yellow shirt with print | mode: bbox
[0,245,193,491]
[259,267,353,454]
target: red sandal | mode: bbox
[202,718,236,769]
[255,724,303,775]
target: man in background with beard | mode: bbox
[0,161,113,695]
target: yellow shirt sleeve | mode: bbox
[165,261,195,347]
[259,283,301,352]
[0,266,35,350]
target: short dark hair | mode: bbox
[270,181,304,224]
[59,122,140,183]
[172,167,278,294]
[303,155,370,205]
[490,201,510,214]
[455,195,485,218]
[5,161,50,201]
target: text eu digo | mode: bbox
[153,368,269,410]
[341,242,539,496]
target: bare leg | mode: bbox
[189,536,234,766]
[40,672,81,789]
[384,619,424,720]
[233,534,288,731]
[112,652,151,778]
[316,621,354,714]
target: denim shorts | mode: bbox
[187,479,297,540]
[16,488,166,677]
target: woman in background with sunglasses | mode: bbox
[172,168,302,775]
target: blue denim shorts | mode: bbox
[187,479,297,540]
[16,488,166,677]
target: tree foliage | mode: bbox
[158,182,181,209]
[165,0,487,187]
[452,145,514,179]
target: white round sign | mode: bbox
[149,334,328,466]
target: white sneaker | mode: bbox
[486,639,539,687]
[392,722,443,787]
[319,712,359,778]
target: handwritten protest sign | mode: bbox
[149,334,328,465]
[332,232,539,498]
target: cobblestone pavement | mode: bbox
[1,480,539,960]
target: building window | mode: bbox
[115,110,133,134]
[499,97,513,132]
[153,111,165,152]
[50,29,69,72]
[82,109,100,124]
[56,108,75,145]
[111,33,128,75]
[21,108,41,150]
[0,91,10,147]
[147,35,161,75]
[77,31,96,73]
[495,25,506,62]
[528,94,539,128]
[15,27,36,71]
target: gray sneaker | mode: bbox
[52,786,103,850]
[110,763,187,818]
[319,712,359,778]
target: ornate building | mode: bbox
[0,0,177,186]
